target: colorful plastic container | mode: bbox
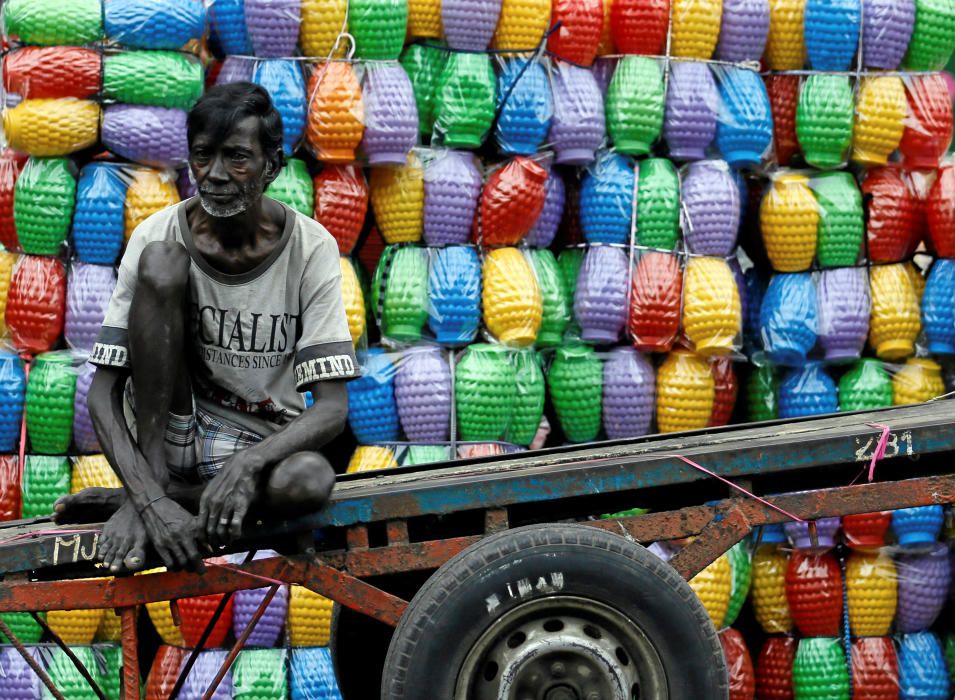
[786,550,843,637]
[602,347,655,439]
[846,551,897,636]
[793,637,851,700]
[682,257,742,356]
[3,0,102,45]
[548,62,606,166]
[505,348,546,446]
[688,553,732,628]
[756,636,796,699]
[869,263,921,361]
[746,364,779,422]
[530,248,570,347]
[101,105,189,169]
[716,0,771,61]
[493,0,550,53]
[606,57,665,156]
[765,74,801,165]
[923,259,955,354]
[804,0,861,69]
[862,0,915,68]
[927,164,955,257]
[817,267,869,362]
[361,63,418,166]
[71,164,129,265]
[760,273,818,365]
[664,62,718,161]
[21,455,70,518]
[672,0,722,58]
[796,75,854,169]
[346,348,399,443]
[779,364,837,419]
[370,154,424,244]
[852,76,907,165]
[14,157,76,256]
[482,247,542,346]
[895,544,950,633]
[428,245,482,345]
[395,346,452,441]
[898,632,950,700]
[124,169,180,242]
[350,0,407,60]
[580,152,634,245]
[454,344,517,441]
[813,171,864,268]
[610,0,669,54]
[681,160,740,256]
[441,0,501,50]
[899,74,953,168]
[423,150,481,246]
[629,252,683,353]
[495,58,553,156]
[304,61,364,163]
[525,171,565,248]
[547,0,604,65]
[265,159,313,216]
[766,0,807,68]
[636,158,680,249]
[434,53,496,149]
[840,359,893,411]
[903,0,955,69]
[656,350,715,433]
[716,67,773,167]
[374,245,429,341]
[574,245,629,344]
[548,344,603,443]
[479,157,548,246]
[864,167,919,262]
[400,43,447,138]
[893,357,944,405]
[313,165,368,255]
[892,505,944,546]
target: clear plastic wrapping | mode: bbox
[104,0,206,51]
[580,152,635,246]
[606,56,666,157]
[494,55,553,157]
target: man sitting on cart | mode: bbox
[54,83,357,574]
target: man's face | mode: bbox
[189,115,278,218]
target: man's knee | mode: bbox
[266,452,335,510]
[138,242,190,298]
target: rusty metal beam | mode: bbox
[0,557,406,626]
[119,608,139,700]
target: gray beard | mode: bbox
[199,194,251,218]
[197,181,263,218]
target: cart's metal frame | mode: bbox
[1,401,954,699]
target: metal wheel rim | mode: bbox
[454,595,668,700]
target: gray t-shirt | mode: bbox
[91,197,359,436]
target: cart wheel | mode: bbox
[381,524,728,699]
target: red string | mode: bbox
[664,454,805,522]
[864,422,891,482]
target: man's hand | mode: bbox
[140,497,205,572]
[198,450,264,546]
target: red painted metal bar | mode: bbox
[119,607,140,700]
[0,557,407,626]
[201,585,280,700]
[0,617,66,700]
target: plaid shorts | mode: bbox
[123,381,263,482]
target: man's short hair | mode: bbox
[187,82,285,162]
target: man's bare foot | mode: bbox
[97,501,148,573]
[53,487,126,524]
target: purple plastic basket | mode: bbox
[862,0,915,68]
[423,150,482,246]
[101,104,189,168]
[664,61,718,161]
[716,0,771,62]
[681,160,740,256]
[895,544,951,633]
[394,345,453,441]
[216,56,255,85]
[602,346,655,439]
[73,362,100,454]
[817,267,870,362]
[178,650,232,700]
[0,646,40,700]
[65,263,117,354]
[525,171,565,248]
[244,0,301,57]
[362,63,419,166]
[442,0,501,51]
[549,62,607,166]
[785,516,841,549]
[574,245,629,344]
[232,550,289,647]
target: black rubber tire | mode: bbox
[381,524,728,699]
